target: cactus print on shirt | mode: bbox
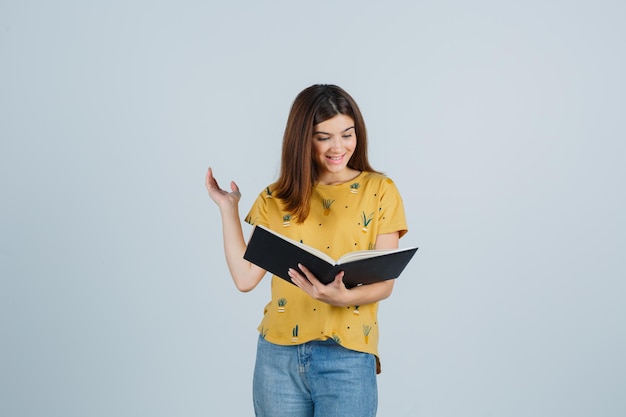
[245,171,408,372]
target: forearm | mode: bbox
[340,280,394,307]
[218,205,264,292]
[339,232,398,306]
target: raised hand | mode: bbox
[205,167,241,210]
[205,167,266,292]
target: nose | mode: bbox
[329,137,342,150]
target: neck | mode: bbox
[317,169,362,185]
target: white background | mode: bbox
[1,1,624,416]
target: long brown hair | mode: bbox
[274,84,378,223]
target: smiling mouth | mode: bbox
[327,154,345,161]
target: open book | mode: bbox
[243,225,418,288]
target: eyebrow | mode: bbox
[313,126,355,135]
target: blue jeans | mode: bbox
[253,335,378,417]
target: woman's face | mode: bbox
[312,114,357,184]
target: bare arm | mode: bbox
[288,232,400,307]
[205,168,266,292]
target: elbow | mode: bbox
[233,276,259,292]
[230,267,264,292]
[376,291,392,303]
[236,283,255,293]
[380,280,395,300]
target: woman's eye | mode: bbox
[317,137,330,141]
[342,134,352,139]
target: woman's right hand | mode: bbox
[205,167,241,210]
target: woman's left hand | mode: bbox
[288,264,352,307]
[289,232,399,306]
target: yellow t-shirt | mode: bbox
[245,171,408,370]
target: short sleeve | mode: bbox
[377,177,408,238]
[244,187,271,228]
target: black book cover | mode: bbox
[243,225,418,288]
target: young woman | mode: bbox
[206,84,408,417]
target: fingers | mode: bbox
[205,168,211,187]
[206,167,219,190]
[206,168,240,195]
[334,271,345,285]
[297,264,316,283]
[288,265,313,289]
[230,181,241,197]
[294,264,325,291]
[298,264,343,287]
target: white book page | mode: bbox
[336,247,416,264]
